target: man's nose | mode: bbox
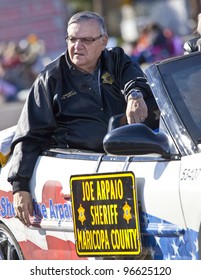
[74,39,84,47]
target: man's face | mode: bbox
[67,19,108,73]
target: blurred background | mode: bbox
[0,0,201,128]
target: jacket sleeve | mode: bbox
[8,73,57,193]
[104,47,153,100]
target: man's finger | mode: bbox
[126,98,148,124]
[23,212,31,227]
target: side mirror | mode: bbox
[103,123,171,158]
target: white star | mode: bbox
[171,240,180,257]
[155,236,161,247]
[190,251,196,260]
[194,238,199,253]
[158,223,164,234]
[179,235,185,243]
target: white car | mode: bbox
[0,51,201,260]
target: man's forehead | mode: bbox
[67,19,99,34]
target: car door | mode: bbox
[179,153,201,260]
[99,154,187,259]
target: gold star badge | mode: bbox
[101,72,114,85]
[77,204,86,225]
[123,201,132,224]
[0,152,10,167]
[154,109,160,120]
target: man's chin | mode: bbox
[72,61,88,71]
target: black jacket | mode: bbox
[8,47,152,193]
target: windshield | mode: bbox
[172,64,201,128]
[156,52,201,143]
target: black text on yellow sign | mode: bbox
[70,172,141,257]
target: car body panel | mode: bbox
[180,153,201,231]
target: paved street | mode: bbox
[0,101,24,130]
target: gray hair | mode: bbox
[67,11,107,35]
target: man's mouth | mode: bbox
[74,53,84,56]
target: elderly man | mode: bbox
[8,11,153,226]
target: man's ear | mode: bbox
[102,35,108,49]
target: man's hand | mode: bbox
[13,191,33,227]
[126,97,148,124]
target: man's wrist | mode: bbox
[10,178,30,194]
[127,89,143,101]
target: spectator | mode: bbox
[131,22,183,64]
[0,35,47,102]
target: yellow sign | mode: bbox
[70,172,141,257]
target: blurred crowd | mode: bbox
[0,34,48,102]
[128,22,184,65]
[0,23,184,103]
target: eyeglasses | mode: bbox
[65,35,103,45]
